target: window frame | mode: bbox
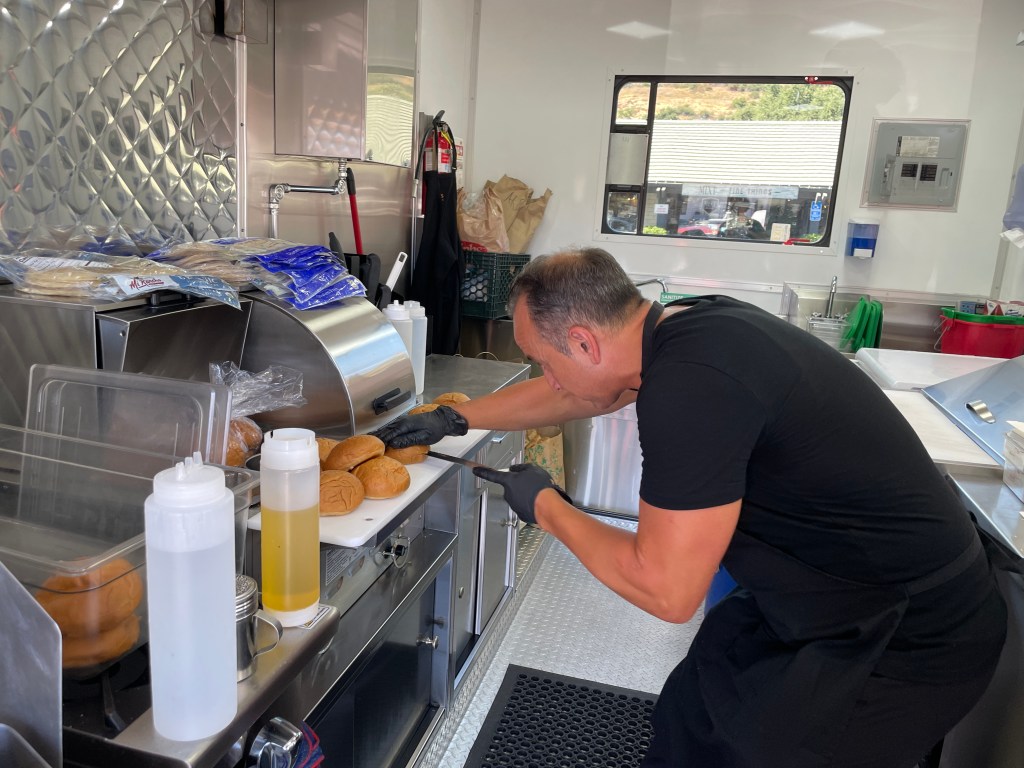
[600,74,854,248]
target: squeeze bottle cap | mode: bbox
[405,302,425,318]
[383,302,410,321]
[152,452,226,506]
[261,428,318,471]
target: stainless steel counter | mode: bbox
[947,466,1024,561]
[421,355,531,404]
[63,606,340,768]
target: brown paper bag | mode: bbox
[457,187,510,253]
[486,175,535,233]
[507,188,552,254]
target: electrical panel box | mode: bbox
[862,119,969,210]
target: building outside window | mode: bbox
[602,76,852,246]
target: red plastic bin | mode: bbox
[939,313,1024,358]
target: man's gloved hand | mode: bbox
[473,463,572,526]
[371,405,468,448]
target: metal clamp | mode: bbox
[967,400,996,423]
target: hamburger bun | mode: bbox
[226,417,263,467]
[432,392,470,408]
[325,434,385,471]
[233,417,264,450]
[36,558,144,638]
[352,456,411,499]
[320,470,365,516]
[409,403,440,415]
[62,614,141,670]
[384,444,428,465]
[316,437,340,466]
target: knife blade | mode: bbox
[426,450,501,472]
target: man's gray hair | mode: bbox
[506,247,644,354]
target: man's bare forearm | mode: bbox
[453,378,631,431]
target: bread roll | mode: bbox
[62,614,141,669]
[385,444,428,465]
[324,435,385,471]
[233,417,264,449]
[408,403,440,415]
[320,470,365,516]
[432,392,470,407]
[352,456,411,499]
[36,558,143,638]
[226,417,263,467]
[316,437,340,467]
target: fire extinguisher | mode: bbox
[423,117,455,175]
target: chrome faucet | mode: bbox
[633,278,668,294]
[268,160,349,238]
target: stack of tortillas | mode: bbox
[150,241,264,289]
[13,253,187,297]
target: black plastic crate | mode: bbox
[461,252,530,319]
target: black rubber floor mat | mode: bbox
[464,665,658,768]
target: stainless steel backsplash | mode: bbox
[0,0,238,252]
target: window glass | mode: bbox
[602,77,851,246]
[615,82,651,126]
[606,190,639,233]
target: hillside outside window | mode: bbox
[602,75,853,246]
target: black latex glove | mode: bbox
[371,405,468,448]
[473,463,573,526]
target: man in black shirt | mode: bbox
[374,247,1006,767]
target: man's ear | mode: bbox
[568,326,600,362]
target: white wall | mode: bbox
[444,0,1024,300]
[417,0,480,184]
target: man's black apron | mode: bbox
[411,170,463,355]
[635,301,988,767]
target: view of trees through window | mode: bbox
[604,77,852,246]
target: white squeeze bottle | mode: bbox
[145,452,237,741]
[259,428,320,627]
[383,301,414,362]
[405,300,427,397]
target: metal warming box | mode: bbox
[0,286,415,436]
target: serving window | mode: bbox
[602,75,853,247]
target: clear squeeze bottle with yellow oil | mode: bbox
[259,428,320,626]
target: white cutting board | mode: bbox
[856,348,1003,391]
[884,390,999,468]
[248,429,490,548]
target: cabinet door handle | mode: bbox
[417,635,439,649]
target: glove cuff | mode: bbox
[439,405,469,436]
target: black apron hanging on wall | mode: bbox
[411,169,464,356]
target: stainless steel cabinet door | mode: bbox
[475,476,513,633]
[475,431,521,633]
[311,580,438,768]
[453,470,482,667]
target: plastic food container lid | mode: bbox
[261,428,318,470]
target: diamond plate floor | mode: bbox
[423,517,704,768]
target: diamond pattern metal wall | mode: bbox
[0,0,238,254]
